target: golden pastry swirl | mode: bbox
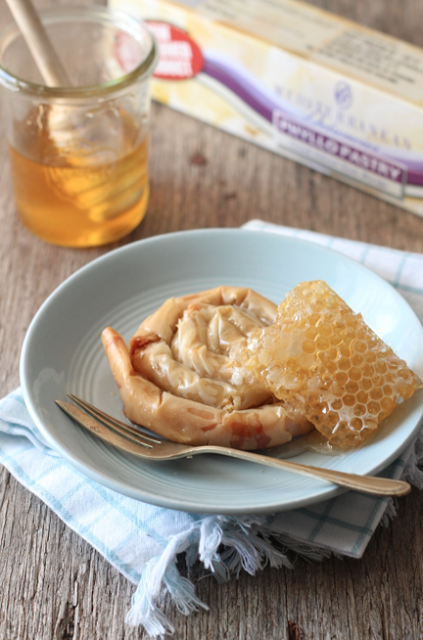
[102,286,313,450]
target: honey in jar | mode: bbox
[9,107,149,247]
[0,5,158,247]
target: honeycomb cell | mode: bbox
[334,320,346,330]
[333,383,345,397]
[354,341,367,353]
[345,382,359,394]
[362,378,372,391]
[343,394,355,407]
[349,367,362,382]
[318,323,332,337]
[330,334,343,347]
[335,371,348,384]
[346,315,359,327]
[239,280,422,449]
[323,311,335,322]
[327,347,338,361]
[302,340,315,354]
[305,326,319,340]
[375,361,387,374]
[362,364,374,377]
[339,345,351,358]
[308,313,320,326]
[357,391,369,403]
[354,404,366,417]
[316,350,326,363]
[351,418,363,431]
[315,337,330,350]
[327,360,338,374]
[370,387,384,401]
[338,357,351,371]
[368,401,381,414]
[341,331,355,345]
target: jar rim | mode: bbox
[0,4,158,98]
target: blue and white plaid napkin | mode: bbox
[1,221,423,638]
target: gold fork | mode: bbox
[55,395,411,497]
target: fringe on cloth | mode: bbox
[126,427,423,638]
[125,515,330,637]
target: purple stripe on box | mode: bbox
[273,111,406,184]
[202,58,275,122]
[202,55,423,186]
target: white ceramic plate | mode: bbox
[20,229,423,514]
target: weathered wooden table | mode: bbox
[1,0,423,638]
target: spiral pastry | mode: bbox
[102,286,313,450]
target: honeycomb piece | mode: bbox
[238,280,423,448]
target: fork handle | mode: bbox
[56,400,410,498]
[195,447,411,497]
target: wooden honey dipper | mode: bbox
[4,0,70,86]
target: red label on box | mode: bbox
[145,21,204,80]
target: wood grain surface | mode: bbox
[1,0,423,639]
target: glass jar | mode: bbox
[0,5,158,247]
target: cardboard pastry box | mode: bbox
[111,0,423,218]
